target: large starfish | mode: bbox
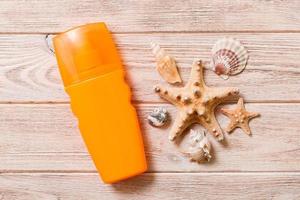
[221,98,260,135]
[154,60,239,141]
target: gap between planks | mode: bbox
[1,0,300,33]
[1,171,300,175]
[0,101,299,104]
[3,30,300,35]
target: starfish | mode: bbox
[221,98,260,135]
[154,60,239,141]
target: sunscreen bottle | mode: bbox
[53,22,147,183]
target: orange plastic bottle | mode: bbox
[53,22,147,183]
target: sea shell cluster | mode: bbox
[149,39,252,165]
[209,38,249,79]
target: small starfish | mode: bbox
[154,60,239,141]
[221,98,260,135]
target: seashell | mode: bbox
[209,38,249,79]
[181,129,212,163]
[150,42,182,84]
[148,107,169,127]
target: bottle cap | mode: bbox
[53,22,122,87]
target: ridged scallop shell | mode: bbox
[150,43,182,84]
[148,107,168,127]
[210,38,249,79]
[181,129,212,163]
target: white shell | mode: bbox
[148,107,168,127]
[150,42,182,84]
[182,129,212,163]
[210,38,249,79]
[151,42,166,60]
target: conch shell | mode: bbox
[181,129,212,163]
[150,42,182,84]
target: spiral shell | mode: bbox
[148,107,169,127]
[210,38,249,79]
[150,42,182,84]
[182,129,212,163]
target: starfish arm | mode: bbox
[226,121,238,133]
[220,108,239,133]
[240,122,252,135]
[237,98,245,109]
[206,86,239,103]
[154,85,183,106]
[201,111,224,141]
[248,111,260,119]
[169,111,189,141]
[187,60,205,87]
[220,108,235,117]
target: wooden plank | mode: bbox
[0,33,300,102]
[0,173,299,200]
[1,0,300,33]
[0,103,299,172]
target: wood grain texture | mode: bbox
[1,0,300,198]
[0,173,299,200]
[0,103,299,172]
[1,0,300,33]
[0,33,300,102]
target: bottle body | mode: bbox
[66,69,147,183]
[53,22,147,183]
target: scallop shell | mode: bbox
[182,129,212,163]
[150,42,182,84]
[148,107,169,127]
[210,38,249,79]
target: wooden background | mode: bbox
[0,0,300,199]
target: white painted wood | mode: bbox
[0,0,300,33]
[0,34,299,102]
[0,103,299,172]
[0,173,299,200]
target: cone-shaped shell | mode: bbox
[150,43,182,84]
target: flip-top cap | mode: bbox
[53,22,122,87]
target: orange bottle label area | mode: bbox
[66,70,147,183]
